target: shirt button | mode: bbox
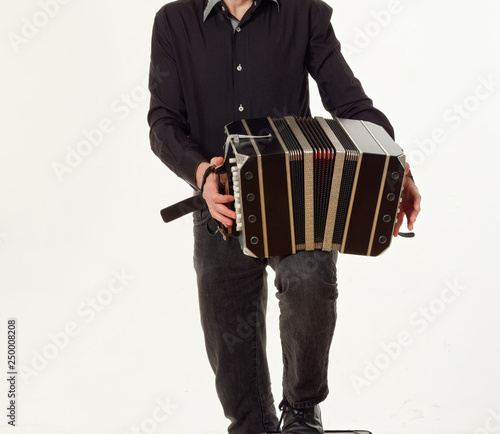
[239,104,244,112]
[237,64,243,72]
[236,26,241,32]
[221,6,225,11]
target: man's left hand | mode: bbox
[393,163,421,237]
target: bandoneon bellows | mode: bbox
[220,117,406,258]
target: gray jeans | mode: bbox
[193,208,339,434]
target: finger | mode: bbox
[202,178,234,203]
[204,191,235,206]
[212,203,236,219]
[408,194,422,224]
[210,207,234,226]
[406,214,414,231]
[408,208,418,225]
[214,193,235,204]
[413,195,422,218]
[210,156,224,166]
[393,211,404,237]
[207,199,236,220]
[405,207,414,230]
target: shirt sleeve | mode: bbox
[147,8,208,190]
[305,1,395,139]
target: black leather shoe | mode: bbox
[278,398,324,433]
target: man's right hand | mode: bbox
[196,157,236,227]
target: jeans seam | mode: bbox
[255,280,269,432]
[254,276,276,431]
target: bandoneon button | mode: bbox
[379,236,387,244]
[383,214,391,223]
[248,215,256,223]
[391,171,400,180]
[250,236,259,245]
[387,193,395,201]
[246,193,255,202]
[245,172,253,180]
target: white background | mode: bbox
[1,0,499,433]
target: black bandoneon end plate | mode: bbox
[222,117,406,258]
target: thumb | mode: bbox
[210,156,224,166]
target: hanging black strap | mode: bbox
[160,195,206,223]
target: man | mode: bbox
[147,0,421,433]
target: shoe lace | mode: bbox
[277,398,307,432]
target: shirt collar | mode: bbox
[203,0,280,22]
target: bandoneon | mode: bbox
[218,117,406,258]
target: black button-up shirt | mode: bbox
[147,0,394,189]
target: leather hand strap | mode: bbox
[200,165,216,197]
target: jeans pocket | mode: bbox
[193,207,212,227]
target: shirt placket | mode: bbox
[231,5,256,119]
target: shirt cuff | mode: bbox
[177,149,208,190]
